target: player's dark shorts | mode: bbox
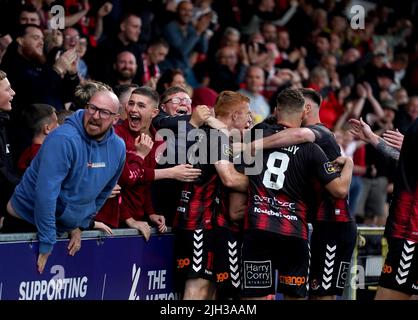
[241,229,310,299]
[174,228,215,285]
[309,221,357,296]
[212,225,243,299]
[379,237,418,295]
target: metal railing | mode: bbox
[0,227,173,242]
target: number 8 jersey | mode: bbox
[246,122,341,239]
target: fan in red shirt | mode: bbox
[95,87,167,239]
[17,103,58,173]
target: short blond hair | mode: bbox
[0,70,7,81]
[214,91,249,117]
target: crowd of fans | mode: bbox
[1,0,418,300]
[0,0,417,225]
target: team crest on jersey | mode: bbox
[324,162,337,174]
[310,279,320,290]
[222,144,233,158]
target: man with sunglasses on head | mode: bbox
[4,88,126,274]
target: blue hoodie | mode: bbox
[11,110,126,254]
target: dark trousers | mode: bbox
[0,213,37,233]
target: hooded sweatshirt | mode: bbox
[11,110,126,254]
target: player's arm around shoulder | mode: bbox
[250,124,315,155]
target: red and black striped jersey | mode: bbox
[214,184,230,229]
[173,175,219,230]
[173,127,231,231]
[247,122,341,239]
[213,184,243,233]
[307,124,352,223]
[385,118,418,242]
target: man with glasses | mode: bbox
[4,89,125,274]
[173,91,250,300]
[152,86,223,226]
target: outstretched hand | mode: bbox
[348,117,375,144]
[68,228,82,256]
[383,129,404,151]
[37,252,51,274]
[172,164,201,182]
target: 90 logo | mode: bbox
[177,258,190,269]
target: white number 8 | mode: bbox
[262,152,289,190]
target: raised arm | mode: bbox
[349,118,400,161]
[364,82,385,120]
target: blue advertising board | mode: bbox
[0,232,179,300]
